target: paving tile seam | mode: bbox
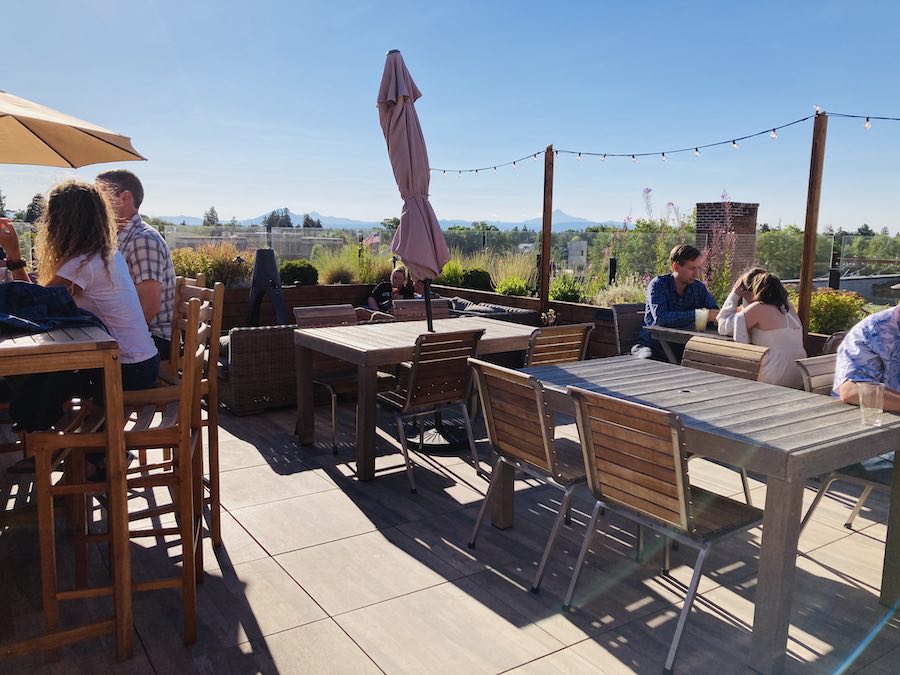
[221,482,340,513]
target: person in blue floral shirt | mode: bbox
[633,244,719,361]
[834,306,900,409]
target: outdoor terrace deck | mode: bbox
[1,402,898,674]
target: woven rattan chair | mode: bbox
[524,323,594,366]
[376,328,484,492]
[564,387,763,673]
[391,298,450,321]
[467,359,586,592]
[795,354,894,533]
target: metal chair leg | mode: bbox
[457,403,482,476]
[330,389,338,454]
[845,484,874,529]
[468,455,503,548]
[662,537,672,575]
[395,414,417,493]
[664,546,710,674]
[636,524,646,562]
[563,500,603,611]
[532,486,575,593]
[799,473,840,535]
[740,468,753,506]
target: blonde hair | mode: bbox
[36,180,117,285]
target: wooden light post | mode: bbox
[798,112,828,345]
[539,144,554,315]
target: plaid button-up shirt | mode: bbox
[637,273,718,347]
[117,213,175,341]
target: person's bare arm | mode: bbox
[837,380,900,413]
[135,279,163,323]
[0,218,30,281]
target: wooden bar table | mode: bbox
[522,356,900,674]
[647,324,730,363]
[295,316,535,481]
[0,326,132,660]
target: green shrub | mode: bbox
[549,273,585,303]
[787,287,866,334]
[495,276,531,296]
[171,243,253,287]
[435,258,464,287]
[280,258,319,286]
[357,250,394,285]
[314,245,357,284]
[590,274,648,306]
[460,267,493,291]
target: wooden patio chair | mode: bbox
[294,304,393,452]
[681,335,769,380]
[376,328,484,492]
[159,277,225,546]
[611,303,645,356]
[467,359,586,592]
[681,335,768,504]
[822,330,848,355]
[391,298,450,321]
[524,323,594,366]
[26,296,211,645]
[564,387,763,673]
[795,353,894,534]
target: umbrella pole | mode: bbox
[424,279,434,332]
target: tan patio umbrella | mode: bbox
[377,50,450,331]
[0,90,145,168]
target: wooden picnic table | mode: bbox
[520,356,900,674]
[0,326,132,660]
[647,323,730,363]
[294,316,536,480]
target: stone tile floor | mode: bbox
[1,402,898,674]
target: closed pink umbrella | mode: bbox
[378,49,450,331]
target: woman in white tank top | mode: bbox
[734,273,807,388]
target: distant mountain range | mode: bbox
[152,208,624,231]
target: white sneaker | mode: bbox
[630,345,653,359]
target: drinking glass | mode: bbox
[694,308,710,331]
[858,382,885,427]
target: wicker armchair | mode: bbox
[217,324,297,415]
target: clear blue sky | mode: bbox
[3,0,899,231]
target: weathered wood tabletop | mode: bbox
[0,326,132,660]
[522,356,900,674]
[295,316,536,480]
[647,324,730,363]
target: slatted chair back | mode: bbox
[293,304,358,328]
[181,272,207,288]
[525,323,594,366]
[401,329,484,411]
[612,303,645,356]
[392,298,451,321]
[165,277,223,376]
[568,386,693,533]
[795,353,837,396]
[469,359,557,474]
[822,330,848,355]
[681,336,768,381]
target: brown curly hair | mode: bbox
[36,180,117,285]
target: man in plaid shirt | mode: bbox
[97,170,175,359]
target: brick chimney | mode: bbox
[696,202,758,283]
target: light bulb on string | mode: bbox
[577,152,582,161]
[492,167,496,173]
[512,161,517,170]
[731,140,740,150]
[694,148,701,157]
[601,154,606,161]
[533,154,538,161]
[442,170,446,175]
[631,155,637,163]
[770,129,778,140]
[814,105,821,113]
[661,153,667,162]
[864,117,872,129]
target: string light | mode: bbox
[428,112,900,175]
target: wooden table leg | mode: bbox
[295,345,315,445]
[659,339,679,364]
[749,477,804,674]
[489,460,516,529]
[34,446,59,660]
[880,458,900,606]
[102,353,133,661]
[356,365,377,481]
